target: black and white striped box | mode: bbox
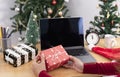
[4,43,38,67]
[4,49,22,67]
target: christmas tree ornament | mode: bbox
[52,0,57,5]
[31,35,33,37]
[111,20,114,25]
[102,23,104,27]
[58,11,63,16]
[116,12,119,16]
[64,0,69,3]
[96,4,100,8]
[26,28,29,30]
[17,37,24,42]
[115,24,119,27]
[18,37,22,41]
[33,19,36,21]
[47,16,51,18]
[60,16,64,18]
[98,16,101,20]
[15,7,20,12]
[33,15,37,19]
[47,8,53,14]
[107,12,110,18]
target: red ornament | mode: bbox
[102,23,104,27]
[103,0,107,2]
[52,0,57,5]
[111,20,114,25]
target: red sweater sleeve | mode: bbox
[83,62,119,75]
[39,70,52,77]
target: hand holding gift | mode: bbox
[32,54,46,77]
[40,45,70,71]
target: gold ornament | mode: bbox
[96,4,100,8]
[48,8,53,14]
[15,7,20,12]
[33,19,36,21]
[58,11,63,16]
[33,15,37,19]
[60,16,64,18]
[64,0,69,3]
[107,12,110,18]
[47,16,51,18]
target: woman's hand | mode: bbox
[63,55,84,73]
[32,54,46,77]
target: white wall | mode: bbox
[66,0,99,32]
[0,0,16,27]
[0,0,18,44]
[0,0,25,46]
[0,0,99,30]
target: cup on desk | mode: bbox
[0,38,11,52]
[104,34,117,48]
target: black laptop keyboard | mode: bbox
[66,48,89,56]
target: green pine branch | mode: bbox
[11,0,68,33]
[90,0,120,36]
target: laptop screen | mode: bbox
[39,17,84,50]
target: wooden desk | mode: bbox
[1,38,120,77]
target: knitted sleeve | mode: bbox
[39,70,52,77]
[83,62,118,75]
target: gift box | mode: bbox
[41,45,70,71]
[4,43,38,67]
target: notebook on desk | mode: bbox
[39,17,96,63]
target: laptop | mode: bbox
[39,17,96,63]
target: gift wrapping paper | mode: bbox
[41,45,70,71]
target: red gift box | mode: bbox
[41,45,70,71]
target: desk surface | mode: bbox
[1,38,120,77]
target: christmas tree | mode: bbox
[90,0,120,36]
[11,0,69,33]
[25,11,39,46]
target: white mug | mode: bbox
[104,34,117,48]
